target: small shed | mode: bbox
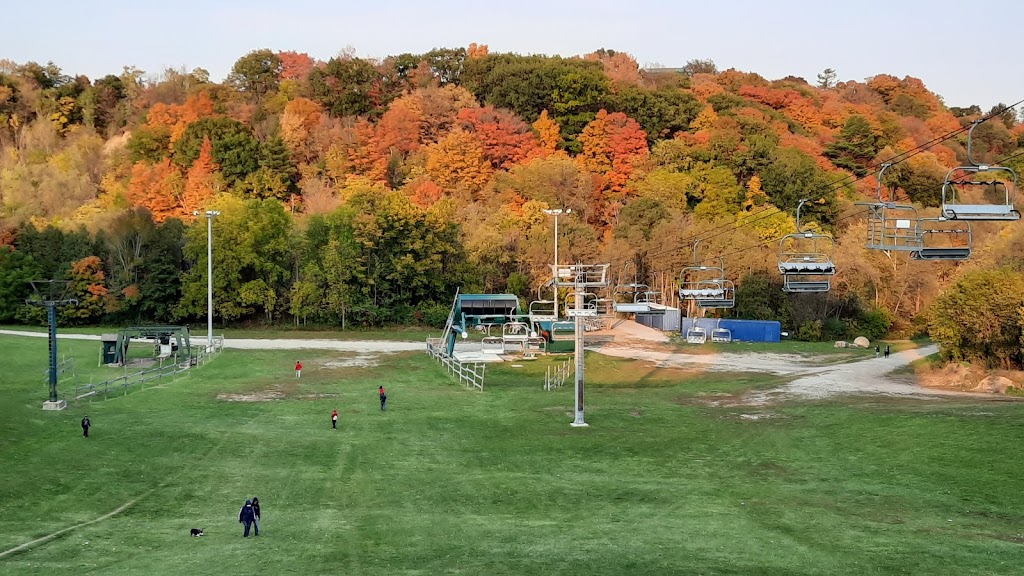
[100,334,118,364]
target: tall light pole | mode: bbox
[542,208,570,318]
[193,210,220,351]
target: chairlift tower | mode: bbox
[553,263,609,427]
[26,280,78,410]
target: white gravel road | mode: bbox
[0,330,424,353]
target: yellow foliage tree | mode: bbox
[425,128,492,193]
[692,106,719,132]
[532,110,561,154]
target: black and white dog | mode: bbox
[190,528,205,537]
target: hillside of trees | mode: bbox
[2,46,1024,368]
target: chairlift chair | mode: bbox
[695,280,736,309]
[940,120,1021,221]
[528,299,557,322]
[910,218,972,261]
[857,163,926,252]
[711,321,732,343]
[685,325,708,344]
[678,242,736,308]
[779,199,836,293]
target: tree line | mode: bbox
[2,46,1023,365]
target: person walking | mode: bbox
[379,386,387,411]
[331,409,339,429]
[884,345,891,359]
[874,345,880,358]
[81,416,91,438]
[295,361,302,378]
[239,499,256,537]
[251,497,261,536]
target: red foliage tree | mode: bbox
[278,51,316,80]
[457,106,539,169]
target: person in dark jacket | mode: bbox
[885,344,891,358]
[379,386,387,411]
[251,497,261,535]
[239,499,256,537]
[81,416,91,438]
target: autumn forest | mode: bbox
[2,46,1023,367]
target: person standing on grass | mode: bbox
[295,360,303,378]
[251,497,261,535]
[379,386,387,411]
[81,416,90,438]
[874,345,880,358]
[239,499,256,537]
[885,345,891,359]
[331,409,339,429]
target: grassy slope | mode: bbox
[1,336,1022,575]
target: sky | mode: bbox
[2,0,1021,109]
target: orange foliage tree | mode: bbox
[578,110,649,198]
[127,159,184,222]
[145,92,214,144]
[584,49,642,87]
[457,106,538,169]
[64,256,110,322]
[532,110,561,155]
[467,43,489,59]
[278,51,315,80]
[424,128,492,194]
[404,176,444,208]
[280,97,325,164]
[181,137,221,214]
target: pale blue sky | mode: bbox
[2,0,1019,108]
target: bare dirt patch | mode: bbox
[322,355,379,368]
[217,391,285,402]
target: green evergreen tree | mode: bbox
[824,115,878,177]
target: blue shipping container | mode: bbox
[680,318,781,343]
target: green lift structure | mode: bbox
[101,326,192,366]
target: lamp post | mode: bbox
[542,208,570,318]
[193,210,220,351]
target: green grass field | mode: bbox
[1,334,1023,575]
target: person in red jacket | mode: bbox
[379,386,387,411]
[331,408,338,429]
[294,360,302,378]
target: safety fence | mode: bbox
[426,338,485,391]
[44,355,76,384]
[544,357,573,391]
[71,336,224,402]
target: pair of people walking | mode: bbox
[239,497,261,537]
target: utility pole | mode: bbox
[543,208,570,318]
[193,210,220,351]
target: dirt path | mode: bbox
[588,320,995,402]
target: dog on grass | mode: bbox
[190,528,204,537]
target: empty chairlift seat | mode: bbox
[685,326,708,344]
[778,200,837,293]
[678,245,735,309]
[940,120,1021,222]
[911,218,972,261]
